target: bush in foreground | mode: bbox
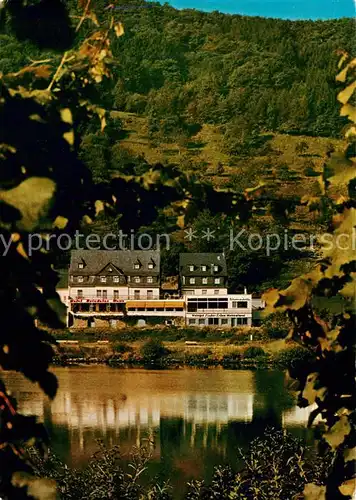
[29,429,331,499]
[141,338,169,363]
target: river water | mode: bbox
[1,367,318,493]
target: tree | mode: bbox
[295,140,309,155]
[263,53,356,499]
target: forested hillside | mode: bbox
[0,0,352,291]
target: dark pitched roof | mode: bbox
[69,250,160,276]
[179,253,227,276]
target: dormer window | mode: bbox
[100,276,106,283]
[78,263,84,269]
[189,278,195,284]
[213,265,219,272]
[201,265,207,272]
[113,276,119,283]
[78,276,83,283]
[214,278,221,284]
[202,278,208,284]
[148,263,154,269]
[108,267,113,272]
[189,265,194,272]
[134,264,140,270]
[134,276,140,283]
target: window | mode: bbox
[189,265,194,271]
[114,290,119,299]
[106,303,110,311]
[108,267,113,272]
[134,264,140,270]
[78,263,84,269]
[235,317,248,325]
[232,301,248,309]
[78,276,83,283]
[221,318,228,325]
[214,290,219,295]
[102,290,107,299]
[134,290,140,299]
[89,304,94,312]
[100,276,106,283]
[208,318,219,325]
[97,290,101,298]
[188,319,196,325]
[199,319,205,325]
[70,275,73,282]
[214,278,220,284]
[148,263,154,269]
[189,278,196,284]
[147,276,153,283]
[77,290,83,298]
[201,265,207,272]
[147,290,153,299]
[213,265,219,272]
[113,276,119,283]
[134,276,140,283]
[202,289,207,295]
[202,278,208,284]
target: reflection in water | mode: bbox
[1,367,319,495]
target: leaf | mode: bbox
[114,22,124,37]
[12,473,57,500]
[0,177,56,231]
[344,447,356,463]
[95,200,104,216]
[337,81,356,106]
[339,479,355,497]
[336,58,356,82]
[53,216,68,229]
[303,483,326,500]
[60,108,73,125]
[302,373,327,406]
[340,103,356,123]
[324,415,351,450]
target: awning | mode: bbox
[163,301,184,308]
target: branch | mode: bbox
[76,0,92,33]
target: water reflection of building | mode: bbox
[20,392,254,431]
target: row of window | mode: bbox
[185,277,221,285]
[73,275,155,284]
[187,299,248,312]
[78,263,155,270]
[187,265,220,272]
[76,290,154,299]
[188,317,249,325]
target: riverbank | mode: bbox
[52,335,314,370]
